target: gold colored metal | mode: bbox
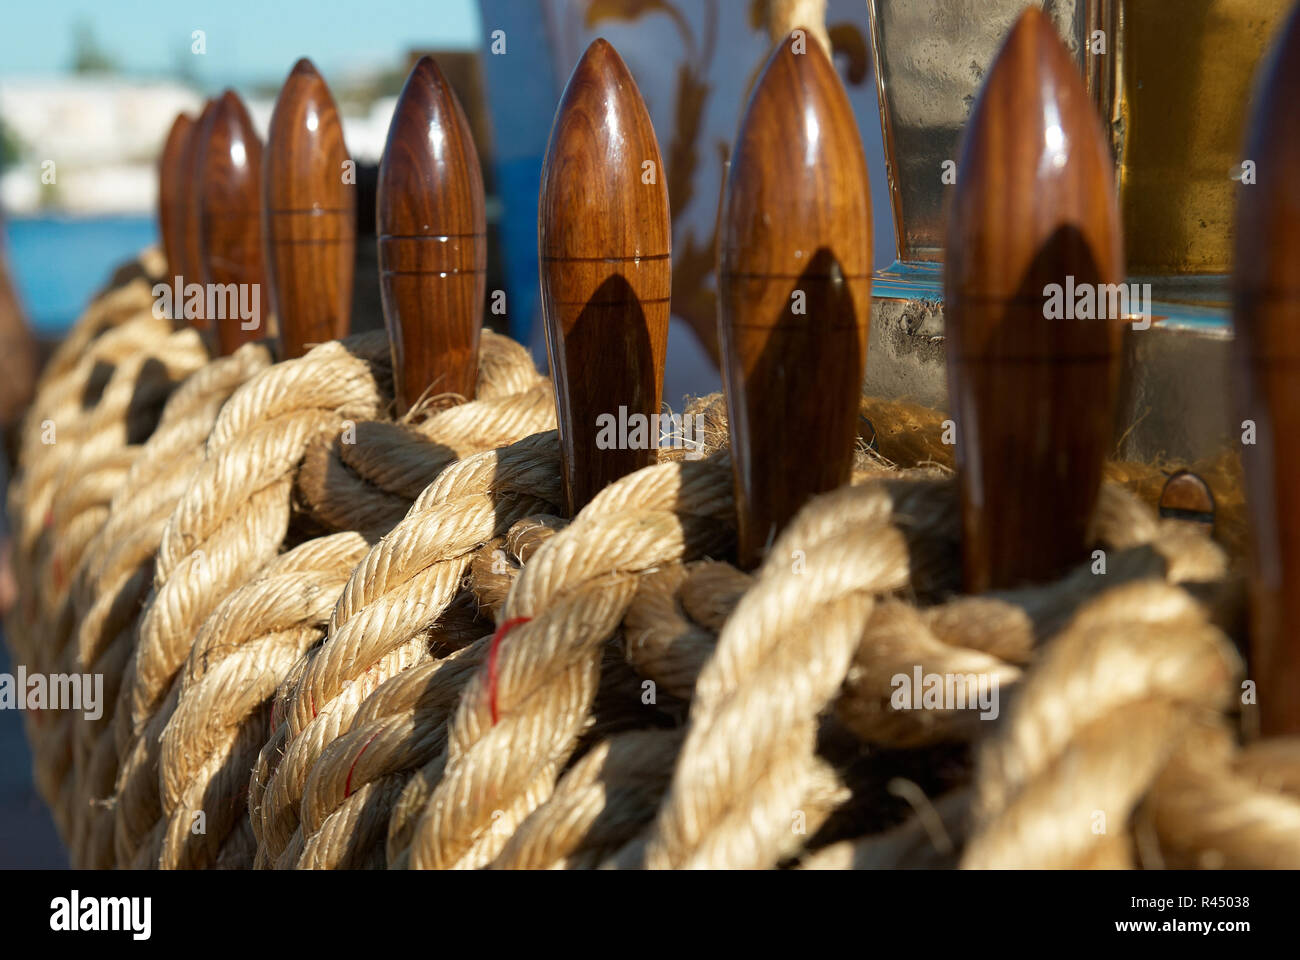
[1103,0,1291,303]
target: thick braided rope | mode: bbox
[132,332,552,868]
[7,283,163,666]
[1142,730,1300,868]
[113,333,390,867]
[961,580,1241,869]
[29,253,163,401]
[469,515,568,621]
[636,480,928,869]
[612,475,1232,868]
[24,328,210,822]
[296,329,555,536]
[156,531,371,868]
[292,630,490,869]
[399,455,736,870]
[65,340,274,866]
[69,343,274,868]
[14,321,208,835]
[623,560,753,702]
[254,431,563,867]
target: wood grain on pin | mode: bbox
[1158,470,1215,531]
[944,8,1123,592]
[158,112,195,287]
[1233,2,1300,737]
[265,58,355,360]
[378,56,486,412]
[540,39,670,514]
[180,99,217,329]
[718,31,872,569]
[198,90,271,355]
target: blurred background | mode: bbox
[0,0,892,867]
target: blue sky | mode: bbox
[0,0,482,86]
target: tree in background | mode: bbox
[71,19,118,75]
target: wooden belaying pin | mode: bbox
[1158,470,1215,532]
[264,58,356,360]
[718,30,872,569]
[180,98,216,331]
[197,90,271,356]
[377,56,486,413]
[539,39,670,514]
[944,8,1123,592]
[1233,2,1300,737]
[158,112,195,290]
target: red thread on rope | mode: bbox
[344,731,381,799]
[488,617,531,726]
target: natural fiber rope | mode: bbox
[7,280,164,667]
[107,330,550,868]
[401,451,736,870]
[65,342,276,867]
[296,329,555,537]
[113,332,392,867]
[961,581,1241,869]
[26,326,211,832]
[8,261,1283,871]
[156,531,371,868]
[376,398,732,871]
[255,431,563,867]
[1141,729,1300,868]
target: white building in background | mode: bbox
[0,77,395,216]
[0,77,200,214]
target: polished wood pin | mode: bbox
[158,112,195,288]
[1158,470,1215,532]
[179,99,217,330]
[265,58,356,360]
[539,39,670,515]
[1233,2,1300,737]
[719,31,872,569]
[197,90,271,355]
[378,56,486,413]
[944,8,1124,592]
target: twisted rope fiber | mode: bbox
[253,431,563,867]
[156,532,371,868]
[393,412,920,870]
[27,328,211,808]
[399,452,737,870]
[168,336,553,868]
[1142,729,1300,868]
[9,271,1268,872]
[236,345,561,867]
[495,469,1224,870]
[297,329,555,536]
[112,332,392,867]
[263,378,704,870]
[66,342,275,867]
[373,402,728,871]
[373,431,733,870]
[12,318,209,837]
[6,280,166,666]
[468,514,569,622]
[2,258,162,823]
[633,480,928,869]
[961,580,1242,869]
